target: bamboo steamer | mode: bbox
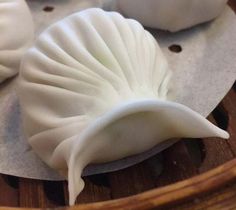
[0,1,235,210]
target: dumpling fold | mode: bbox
[18,8,229,205]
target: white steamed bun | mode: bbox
[0,0,34,82]
[115,0,228,32]
[18,8,229,205]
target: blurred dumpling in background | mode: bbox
[0,0,34,83]
[115,0,228,32]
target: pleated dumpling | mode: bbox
[0,0,34,82]
[18,8,229,205]
[115,0,228,32]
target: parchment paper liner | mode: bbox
[0,2,235,180]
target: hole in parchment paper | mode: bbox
[168,44,182,53]
[43,6,54,12]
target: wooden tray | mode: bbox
[0,2,236,210]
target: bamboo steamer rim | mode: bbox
[0,1,235,210]
[0,158,235,210]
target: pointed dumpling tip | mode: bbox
[68,157,85,206]
[216,129,229,139]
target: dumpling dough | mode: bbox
[0,0,34,83]
[115,0,228,32]
[18,8,229,205]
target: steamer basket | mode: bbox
[0,1,235,210]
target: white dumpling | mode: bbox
[115,0,228,32]
[18,8,229,205]
[0,0,34,83]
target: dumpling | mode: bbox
[18,8,229,205]
[0,0,34,83]
[114,0,228,32]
